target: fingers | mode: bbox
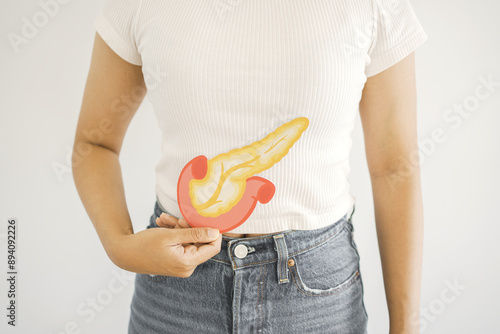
[183,235,222,264]
[167,234,222,268]
[156,213,177,228]
[156,213,192,229]
[176,216,191,228]
[158,216,222,265]
[167,227,220,245]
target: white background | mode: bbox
[1,0,499,333]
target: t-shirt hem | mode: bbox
[365,27,428,78]
[230,201,355,234]
[155,187,356,234]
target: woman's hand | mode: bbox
[110,223,222,278]
[155,213,207,248]
[156,212,191,229]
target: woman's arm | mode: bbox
[72,32,147,263]
[72,33,222,276]
[359,52,424,334]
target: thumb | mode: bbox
[168,227,220,244]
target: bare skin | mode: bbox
[74,31,423,333]
[72,33,222,279]
[359,53,424,334]
[72,33,271,280]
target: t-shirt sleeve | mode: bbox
[365,0,428,77]
[93,0,142,66]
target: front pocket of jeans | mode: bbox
[288,226,360,296]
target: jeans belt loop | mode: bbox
[273,234,290,285]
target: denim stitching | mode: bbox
[276,236,284,283]
[222,230,295,241]
[234,271,241,334]
[289,265,360,297]
[261,264,266,332]
[275,235,289,284]
[149,226,348,274]
[228,242,238,269]
[151,202,348,272]
[216,222,348,269]
[286,224,348,258]
[257,264,264,332]
[210,257,231,265]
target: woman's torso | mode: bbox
[136,0,371,234]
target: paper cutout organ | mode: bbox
[177,116,309,233]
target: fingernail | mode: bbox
[208,229,219,238]
[161,212,170,218]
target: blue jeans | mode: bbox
[128,200,368,333]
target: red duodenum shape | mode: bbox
[177,155,275,233]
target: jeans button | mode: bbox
[234,244,248,259]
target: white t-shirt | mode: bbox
[94,0,428,233]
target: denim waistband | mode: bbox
[151,196,356,274]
